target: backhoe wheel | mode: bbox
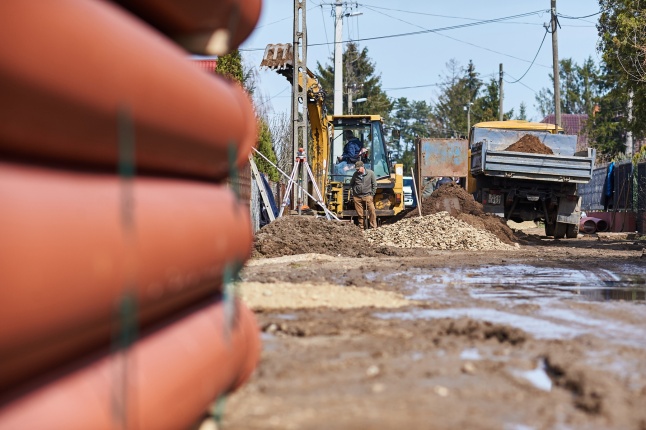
[544,222,555,237]
[554,222,567,239]
[565,223,578,239]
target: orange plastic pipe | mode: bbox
[0,162,252,390]
[113,0,263,55]
[0,299,261,430]
[0,0,256,181]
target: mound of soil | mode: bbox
[253,216,376,258]
[504,134,554,155]
[407,183,517,245]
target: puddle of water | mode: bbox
[459,348,482,361]
[274,314,298,320]
[404,264,646,302]
[375,308,583,340]
[510,359,552,392]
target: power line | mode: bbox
[557,11,602,20]
[361,5,551,69]
[504,28,549,84]
[241,9,548,51]
[384,83,443,91]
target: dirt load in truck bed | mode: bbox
[504,134,554,154]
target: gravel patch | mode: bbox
[364,212,517,251]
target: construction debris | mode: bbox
[411,183,517,245]
[364,212,515,251]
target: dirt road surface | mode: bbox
[222,222,646,430]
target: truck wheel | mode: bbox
[554,222,567,239]
[544,222,555,237]
[566,223,578,239]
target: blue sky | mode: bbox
[240,1,601,122]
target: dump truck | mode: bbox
[260,44,405,224]
[468,120,596,238]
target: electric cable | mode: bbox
[360,5,551,69]
[504,28,549,83]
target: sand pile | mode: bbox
[410,183,517,245]
[365,212,515,251]
[504,134,554,155]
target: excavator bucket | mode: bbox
[260,43,293,70]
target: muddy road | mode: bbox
[219,225,646,430]
[224,185,646,430]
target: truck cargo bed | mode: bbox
[471,143,595,183]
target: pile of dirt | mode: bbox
[364,212,515,251]
[409,183,517,245]
[253,216,376,258]
[504,134,554,155]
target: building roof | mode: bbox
[191,59,217,74]
[541,114,589,150]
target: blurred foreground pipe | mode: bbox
[579,217,610,234]
[0,162,252,390]
[113,0,263,55]
[0,0,256,181]
[0,299,261,430]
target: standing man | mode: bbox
[350,160,377,230]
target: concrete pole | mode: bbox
[348,86,353,115]
[498,63,504,121]
[627,89,634,157]
[551,0,561,129]
[334,0,343,115]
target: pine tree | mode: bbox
[315,42,392,118]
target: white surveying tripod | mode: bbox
[279,147,329,219]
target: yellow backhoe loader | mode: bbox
[260,43,404,224]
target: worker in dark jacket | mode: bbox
[350,160,377,229]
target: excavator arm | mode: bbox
[260,43,330,196]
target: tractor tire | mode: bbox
[554,222,567,239]
[544,222,556,237]
[566,223,578,239]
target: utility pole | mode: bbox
[347,84,353,115]
[498,63,504,121]
[551,0,561,129]
[334,0,343,115]
[292,0,307,213]
[626,89,634,157]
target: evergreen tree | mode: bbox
[431,59,482,138]
[216,49,279,178]
[596,0,646,151]
[517,102,528,120]
[254,119,280,182]
[475,77,514,122]
[315,42,392,118]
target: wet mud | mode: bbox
[224,230,646,430]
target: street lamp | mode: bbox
[349,97,367,114]
[464,102,474,137]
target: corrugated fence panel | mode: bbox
[638,162,646,234]
[614,162,633,210]
[579,164,607,211]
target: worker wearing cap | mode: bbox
[350,160,377,230]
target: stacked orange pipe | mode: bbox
[114,0,263,55]
[0,0,256,180]
[0,162,253,391]
[0,299,261,430]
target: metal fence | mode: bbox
[637,162,646,233]
[579,163,608,211]
[613,161,634,210]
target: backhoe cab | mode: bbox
[260,43,404,223]
[326,116,403,219]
